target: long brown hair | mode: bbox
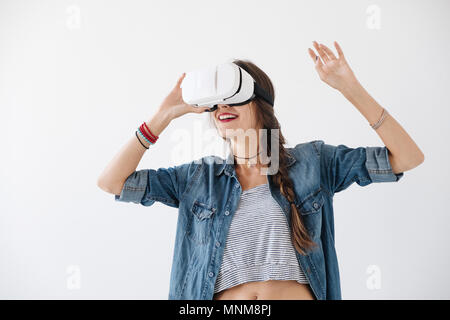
[209,59,316,255]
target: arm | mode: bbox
[339,79,423,173]
[96,111,171,195]
[97,73,210,196]
[308,41,425,173]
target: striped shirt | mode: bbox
[214,182,309,294]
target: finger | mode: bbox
[313,41,329,63]
[175,72,186,89]
[200,106,212,113]
[309,47,324,69]
[315,55,324,69]
[319,43,337,60]
[203,106,215,112]
[334,41,345,60]
[309,47,324,68]
[307,48,317,62]
[191,105,210,113]
[188,105,199,113]
[315,61,326,79]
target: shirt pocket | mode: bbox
[296,189,324,238]
[186,200,216,245]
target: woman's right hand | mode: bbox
[158,73,212,121]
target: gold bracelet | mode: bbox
[370,108,388,130]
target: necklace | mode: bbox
[234,151,262,168]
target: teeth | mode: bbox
[219,114,237,120]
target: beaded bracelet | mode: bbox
[370,108,389,130]
[137,127,155,145]
[139,124,156,143]
[135,121,159,150]
[135,131,149,150]
[140,122,159,144]
[143,122,158,141]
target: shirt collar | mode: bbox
[214,148,296,176]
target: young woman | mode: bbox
[97,41,424,300]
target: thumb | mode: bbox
[174,73,186,90]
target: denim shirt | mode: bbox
[114,140,404,300]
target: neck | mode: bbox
[230,135,263,168]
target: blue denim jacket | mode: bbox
[114,140,404,300]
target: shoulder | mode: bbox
[290,139,325,158]
[169,156,207,180]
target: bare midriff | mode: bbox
[213,279,316,300]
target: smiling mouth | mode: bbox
[218,113,239,122]
[218,117,238,123]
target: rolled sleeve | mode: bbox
[114,170,150,204]
[365,146,404,183]
[113,161,197,208]
[317,140,404,195]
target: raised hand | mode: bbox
[308,41,359,92]
[158,73,211,120]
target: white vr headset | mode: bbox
[180,62,274,112]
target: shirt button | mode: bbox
[313,202,319,209]
[215,241,220,247]
[225,210,230,216]
[208,272,214,277]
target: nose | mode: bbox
[212,104,229,113]
[217,104,233,114]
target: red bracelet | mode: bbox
[139,124,156,143]
[142,123,158,143]
[143,122,158,140]
[140,124,156,143]
[141,122,158,141]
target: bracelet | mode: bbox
[370,108,389,130]
[138,127,155,145]
[143,122,158,140]
[139,123,158,144]
[139,124,156,143]
[142,121,159,141]
[135,131,149,149]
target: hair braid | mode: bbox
[273,144,317,255]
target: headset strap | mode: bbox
[254,82,274,106]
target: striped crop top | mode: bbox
[214,182,309,294]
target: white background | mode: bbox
[1,0,448,299]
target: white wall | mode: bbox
[1,0,448,299]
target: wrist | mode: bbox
[339,80,364,100]
[339,76,363,98]
[155,108,174,124]
[145,111,171,138]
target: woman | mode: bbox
[97,41,424,300]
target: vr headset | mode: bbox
[180,62,274,112]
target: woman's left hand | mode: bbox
[308,41,359,92]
